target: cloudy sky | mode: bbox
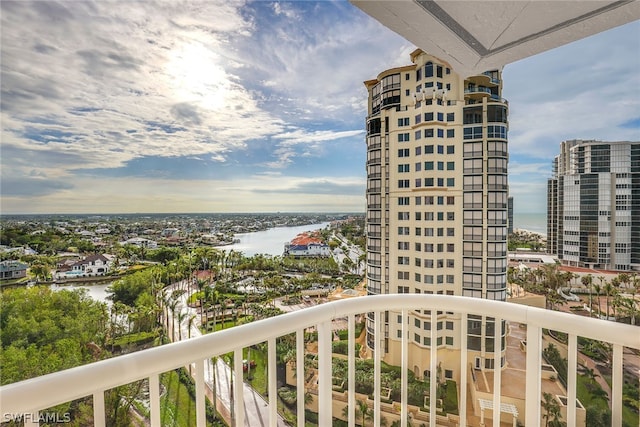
[1,1,638,215]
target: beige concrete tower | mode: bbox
[364,49,509,385]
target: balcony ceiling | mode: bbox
[350,0,640,76]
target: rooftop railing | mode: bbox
[0,295,638,427]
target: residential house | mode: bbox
[0,260,28,280]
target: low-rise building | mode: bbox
[0,260,29,280]
[284,232,330,257]
[55,254,112,279]
[121,237,158,249]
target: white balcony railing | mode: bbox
[1,295,638,427]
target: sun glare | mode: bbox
[165,42,229,110]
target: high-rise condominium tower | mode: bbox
[547,139,640,271]
[364,49,509,382]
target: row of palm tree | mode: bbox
[580,273,639,322]
[508,264,639,323]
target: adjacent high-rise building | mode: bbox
[507,196,514,235]
[547,139,640,271]
[364,49,509,383]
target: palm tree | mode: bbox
[604,281,614,320]
[618,295,638,325]
[30,263,50,282]
[617,272,630,290]
[196,278,208,324]
[187,314,197,339]
[581,274,594,316]
[177,310,187,341]
[169,299,180,341]
[343,399,374,426]
[582,366,599,384]
[357,399,374,427]
[541,392,562,427]
[593,282,602,318]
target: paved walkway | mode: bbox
[169,280,289,427]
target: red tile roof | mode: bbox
[290,232,323,246]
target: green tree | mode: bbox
[0,286,108,395]
[30,263,51,282]
[541,392,563,427]
[342,400,373,426]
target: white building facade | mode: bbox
[364,49,509,383]
[547,139,640,271]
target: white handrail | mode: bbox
[1,294,638,416]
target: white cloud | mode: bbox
[1,174,365,214]
[0,0,286,174]
[503,21,640,160]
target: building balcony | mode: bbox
[464,86,492,97]
[1,295,637,427]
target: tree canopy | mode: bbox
[0,286,108,385]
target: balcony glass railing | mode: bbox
[1,295,637,427]
[465,87,492,95]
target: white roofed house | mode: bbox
[55,254,112,279]
[122,237,158,249]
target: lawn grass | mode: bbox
[602,374,640,427]
[244,345,268,396]
[576,375,608,410]
[160,370,200,427]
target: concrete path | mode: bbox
[169,280,290,427]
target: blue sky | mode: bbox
[1,1,638,214]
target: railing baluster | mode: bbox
[93,390,105,427]
[149,373,161,427]
[3,295,639,427]
[460,312,468,427]
[234,349,245,427]
[374,310,381,427]
[525,324,542,426]
[296,329,305,427]
[195,359,206,427]
[401,309,408,427]
[318,321,332,426]
[430,310,437,427]
[567,334,577,426]
[268,337,277,427]
[348,315,356,427]
[492,318,501,427]
[612,343,623,426]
